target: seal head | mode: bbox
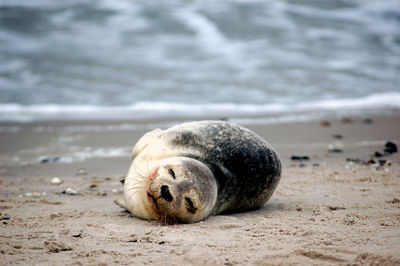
[146,157,217,224]
[122,157,217,224]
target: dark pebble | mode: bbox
[312,163,320,167]
[291,155,310,161]
[298,163,306,168]
[120,178,125,184]
[41,158,50,163]
[328,206,346,211]
[320,121,331,127]
[346,158,362,164]
[363,118,373,124]
[40,157,60,163]
[342,117,354,124]
[328,149,343,153]
[72,233,82,238]
[384,141,398,154]
[333,134,343,139]
[378,160,387,166]
[374,151,383,157]
[104,177,112,181]
[2,216,11,220]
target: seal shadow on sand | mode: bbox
[114,198,289,225]
[227,199,289,219]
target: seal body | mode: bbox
[117,120,281,224]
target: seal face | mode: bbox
[144,157,217,224]
[116,120,281,224]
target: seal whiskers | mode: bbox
[160,213,179,225]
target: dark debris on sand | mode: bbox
[373,141,398,158]
[328,148,343,153]
[384,141,398,154]
[40,157,60,163]
[346,141,397,169]
[291,155,310,161]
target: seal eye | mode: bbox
[168,168,176,179]
[185,197,197,214]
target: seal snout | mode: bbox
[160,185,174,202]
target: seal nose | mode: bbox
[160,185,173,202]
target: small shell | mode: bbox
[63,188,78,195]
[50,177,63,185]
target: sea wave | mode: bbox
[0,92,399,122]
[1,0,399,107]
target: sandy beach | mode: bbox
[1,115,400,265]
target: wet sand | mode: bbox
[1,115,400,265]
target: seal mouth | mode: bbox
[146,191,179,225]
[147,191,160,213]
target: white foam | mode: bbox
[68,147,131,162]
[0,126,20,133]
[29,147,131,164]
[0,92,399,122]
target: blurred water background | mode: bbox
[1,0,400,122]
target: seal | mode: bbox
[115,120,281,224]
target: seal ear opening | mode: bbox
[185,197,197,214]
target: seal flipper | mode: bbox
[114,198,128,210]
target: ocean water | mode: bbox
[1,0,400,122]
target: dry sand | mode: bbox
[1,115,400,265]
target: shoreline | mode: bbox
[1,114,400,265]
[1,114,399,177]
